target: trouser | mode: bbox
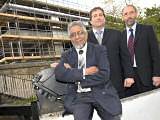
[72,92,121,120]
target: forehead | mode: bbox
[70,25,83,32]
[91,9,103,15]
[123,6,136,13]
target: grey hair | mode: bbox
[67,21,87,36]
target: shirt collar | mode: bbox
[75,42,87,54]
[126,22,137,32]
[92,27,104,35]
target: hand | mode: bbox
[50,62,59,68]
[64,63,71,69]
[152,77,160,87]
[85,66,99,75]
[124,78,135,87]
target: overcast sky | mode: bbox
[135,0,160,8]
[87,0,160,9]
[40,0,160,12]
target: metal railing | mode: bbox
[0,74,35,99]
[0,26,69,37]
[0,26,72,63]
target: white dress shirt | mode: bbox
[93,28,104,45]
[75,43,91,92]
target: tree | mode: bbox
[140,6,160,42]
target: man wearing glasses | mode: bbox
[55,21,122,120]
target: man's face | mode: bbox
[69,25,87,49]
[122,6,138,27]
[90,9,105,29]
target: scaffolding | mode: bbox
[0,0,89,63]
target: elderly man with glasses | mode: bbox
[54,21,122,120]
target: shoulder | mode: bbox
[137,24,156,36]
[106,28,121,34]
[88,30,93,36]
[137,24,153,30]
[87,30,94,38]
[105,28,121,38]
[61,47,73,57]
[88,30,92,33]
[88,42,106,51]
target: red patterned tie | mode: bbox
[128,28,134,65]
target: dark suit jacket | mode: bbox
[88,29,133,97]
[55,42,122,116]
[122,24,160,86]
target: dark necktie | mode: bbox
[128,28,135,65]
[78,50,85,69]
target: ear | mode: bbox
[89,21,92,26]
[121,15,124,22]
[136,11,139,18]
[89,20,93,25]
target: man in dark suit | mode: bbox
[55,21,122,120]
[122,5,160,97]
[88,7,134,98]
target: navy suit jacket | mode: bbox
[122,24,160,86]
[88,29,134,96]
[55,42,122,116]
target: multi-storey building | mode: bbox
[0,0,89,63]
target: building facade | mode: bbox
[0,0,89,63]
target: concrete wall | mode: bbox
[0,62,52,74]
[40,88,160,120]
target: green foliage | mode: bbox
[11,95,37,105]
[144,7,160,18]
[140,6,160,42]
[105,6,160,42]
[105,15,124,31]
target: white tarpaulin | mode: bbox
[40,88,160,120]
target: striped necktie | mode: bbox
[96,30,102,45]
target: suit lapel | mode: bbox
[135,24,142,45]
[86,43,95,68]
[123,30,128,46]
[70,44,92,68]
[70,48,78,68]
[89,29,109,45]
[123,24,142,47]
[102,29,109,45]
[90,30,99,44]
[86,43,91,66]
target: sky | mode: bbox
[87,0,160,9]
[38,0,160,12]
[94,0,160,16]
[135,0,160,8]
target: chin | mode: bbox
[75,45,83,49]
[74,44,84,49]
[127,21,135,26]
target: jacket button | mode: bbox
[102,91,106,95]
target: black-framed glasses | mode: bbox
[69,31,85,38]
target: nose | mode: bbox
[96,14,102,19]
[127,13,132,18]
[75,34,80,39]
